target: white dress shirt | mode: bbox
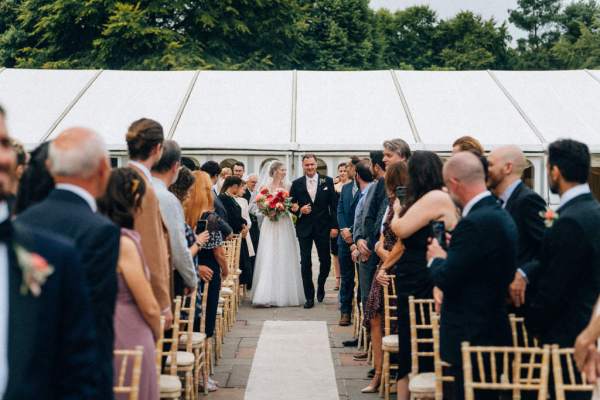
[559,183,591,209]
[306,175,318,202]
[55,183,97,212]
[129,161,153,187]
[462,191,492,217]
[0,201,11,399]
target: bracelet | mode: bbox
[195,242,204,248]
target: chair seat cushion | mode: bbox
[166,351,195,366]
[221,287,233,295]
[217,307,223,315]
[160,374,182,393]
[382,335,399,351]
[409,372,436,393]
[180,332,207,346]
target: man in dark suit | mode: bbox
[427,151,517,400]
[526,139,600,352]
[233,161,253,202]
[201,161,233,238]
[0,134,97,400]
[337,157,360,326]
[17,128,120,400]
[487,145,547,311]
[290,154,338,308]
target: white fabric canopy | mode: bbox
[1,68,600,152]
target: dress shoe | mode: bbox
[317,286,325,302]
[339,313,351,326]
[361,373,381,393]
[303,299,314,309]
[343,339,358,347]
[353,352,368,361]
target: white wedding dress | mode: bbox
[251,182,306,307]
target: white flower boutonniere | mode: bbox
[539,207,559,228]
[319,178,326,186]
[15,244,54,297]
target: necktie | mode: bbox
[308,178,317,202]
[0,219,12,242]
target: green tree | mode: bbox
[559,0,600,41]
[509,0,562,49]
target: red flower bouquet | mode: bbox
[255,187,294,222]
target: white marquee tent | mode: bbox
[2,68,600,202]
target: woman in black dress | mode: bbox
[218,176,252,289]
[386,151,459,399]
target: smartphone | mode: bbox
[196,220,208,235]
[430,221,447,250]
[395,186,407,204]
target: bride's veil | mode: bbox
[249,160,289,224]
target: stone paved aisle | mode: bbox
[209,262,379,400]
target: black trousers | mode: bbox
[298,233,331,300]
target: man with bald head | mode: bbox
[17,127,120,400]
[427,151,517,400]
[488,145,546,310]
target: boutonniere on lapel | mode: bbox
[319,177,327,189]
[15,244,54,297]
[539,207,559,228]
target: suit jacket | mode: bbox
[218,194,246,234]
[6,221,98,400]
[17,189,120,400]
[526,193,600,346]
[364,178,387,249]
[128,165,172,313]
[504,182,546,283]
[290,175,338,238]
[430,195,517,366]
[337,180,359,231]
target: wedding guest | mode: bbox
[337,157,360,326]
[452,135,488,180]
[246,174,258,193]
[220,176,252,289]
[331,161,350,291]
[246,173,260,250]
[233,162,253,202]
[200,161,233,238]
[487,145,546,310]
[235,180,255,289]
[376,151,457,399]
[334,161,349,193]
[216,167,232,193]
[2,135,98,400]
[17,128,120,400]
[184,171,228,353]
[151,140,198,295]
[14,142,54,214]
[361,161,408,393]
[574,298,600,386]
[427,151,517,400]
[98,167,160,400]
[125,118,172,328]
[526,140,600,359]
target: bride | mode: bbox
[250,160,306,307]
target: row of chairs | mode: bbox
[113,234,246,400]
[354,273,595,400]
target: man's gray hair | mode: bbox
[383,138,411,160]
[48,130,107,179]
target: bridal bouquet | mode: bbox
[255,187,295,222]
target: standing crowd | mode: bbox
[0,105,258,399]
[332,136,600,399]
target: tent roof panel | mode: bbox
[395,70,542,149]
[495,70,600,146]
[295,71,415,150]
[50,70,195,147]
[0,68,97,146]
[173,71,293,150]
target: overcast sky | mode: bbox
[369,0,571,40]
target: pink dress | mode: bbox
[113,228,159,400]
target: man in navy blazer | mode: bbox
[0,133,97,400]
[17,128,120,400]
[427,152,517,400]
[336,157,360,326]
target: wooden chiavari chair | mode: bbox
[113,346,144,400]
[352,262,361,339]
[432,315,454,400]
[461,342,551,400]
[156,304,183,399]
[408,296,436,399]
[381,275,399,400]
[164,296,195,400]
[509,314,539,348]
[551,346,594,400]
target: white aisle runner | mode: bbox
[245,321,339,400]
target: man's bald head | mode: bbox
[48,127,108,179]
[489,145,527,176]
[444,151,485,185]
